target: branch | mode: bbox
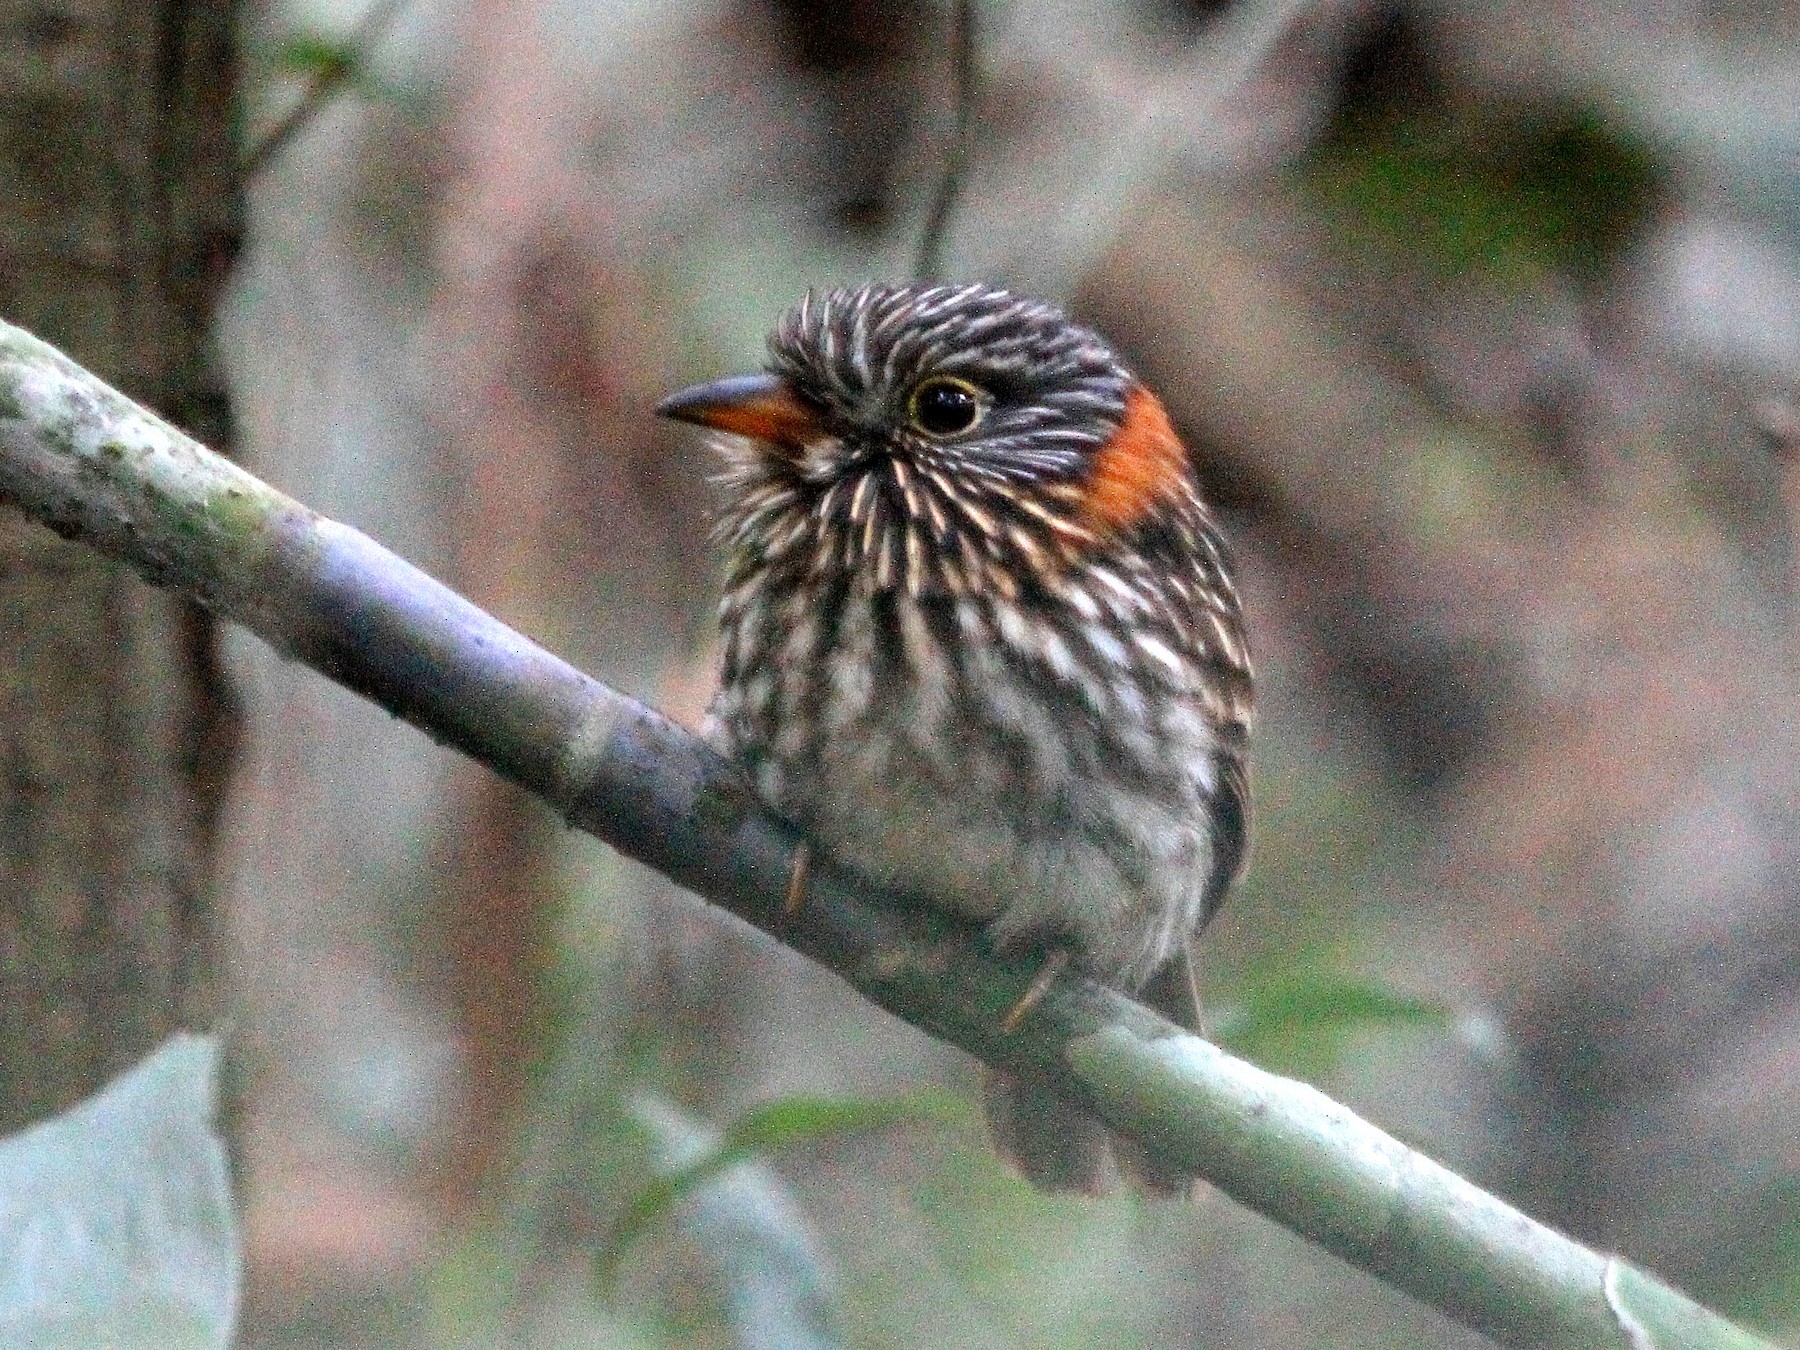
[915,0,976,280]
[242,0,412,179]
[0,318,1775,1350]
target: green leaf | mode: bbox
[0,1034,238,1349]
[272,35,362,84]
[597,1090,962,1291]
[1213,975,1449,1079]
[722,1091,961,1153]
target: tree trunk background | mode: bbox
[0,0,241,1129]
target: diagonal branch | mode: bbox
[0,318,1775,1350]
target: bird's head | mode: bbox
[658,282,1195,597]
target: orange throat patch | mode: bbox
[1084,384,1190,532]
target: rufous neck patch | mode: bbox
[1085,384,1189,531]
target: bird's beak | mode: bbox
[655,372,824,448]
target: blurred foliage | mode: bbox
[272,33,364,85]
[591,969,1446,1344]
[481,812,1455,1350]
[883,1144,1169,1348]
[0,1036,237,1350]
[596,1089,964,1292]
[1710,1176,1800,1337]
[1309,104,1666,285]
[1212,970,1447,1083]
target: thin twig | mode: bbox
[916,0,977,280]
[241,0,412,179]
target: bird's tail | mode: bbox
[980,1070,1113,1193]
[982,946,1203,1197]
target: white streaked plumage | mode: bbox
[705,283,1252,993]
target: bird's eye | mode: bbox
[908,376,986,437]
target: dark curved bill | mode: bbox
[655,372,823,447]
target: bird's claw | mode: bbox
[783,841,811,917]
[1001,947,1071,1032]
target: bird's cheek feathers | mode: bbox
[1082,384,1191,532]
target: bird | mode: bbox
[657,282,1253,1194]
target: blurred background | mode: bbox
[105,0,1800,1343]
